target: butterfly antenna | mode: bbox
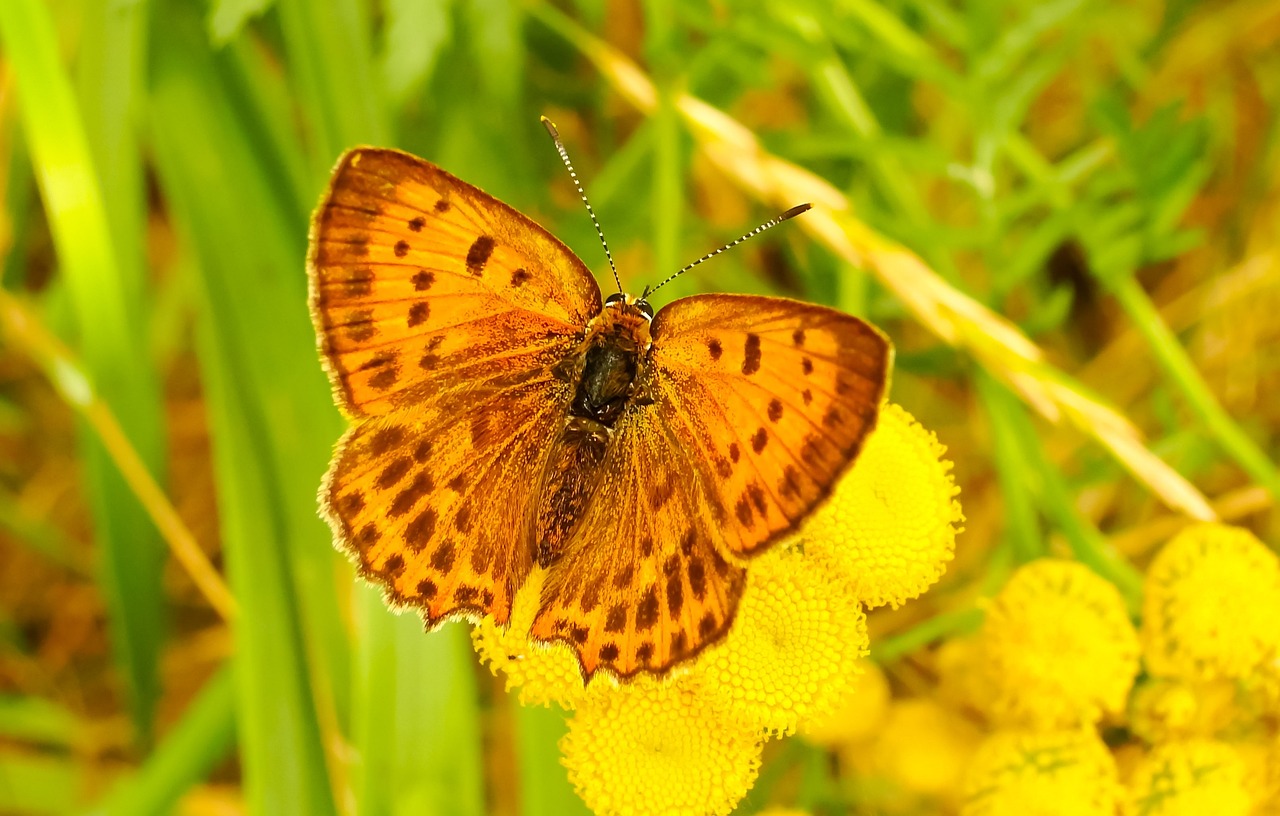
[644,203,812,298]
[541,116,623,294]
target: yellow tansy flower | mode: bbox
[978,559,1139,728]
[843,698,982,801]
[472,570,587,708]
[1124,741,1252,816]
[960,729,1121,816]
[1142,523,1280,682]
[561,675,763,816]
[802,403,962,609]
[800,658,890,747]
[1128,677,1270,744]
[698,545,869,734]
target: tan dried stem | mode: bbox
[0,290,238,622]
[537,6,1216,521]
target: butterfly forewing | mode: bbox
[309,148,600,417]
[648,293,891,557]
[531,403,746,679]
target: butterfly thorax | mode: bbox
[536,300,653,568]
[570,301,653,428]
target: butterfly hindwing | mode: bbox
[309,147,601,417]
[322,373,571,625]
[648,293,891,558]
[530,402,746,679]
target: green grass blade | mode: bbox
[0,0,168,741]
[147,3,347,812]
[515,705,588,816]
[87,666,236,816]
[275,0,389,171]
[353,593,486,816]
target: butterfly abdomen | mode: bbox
[535,302,653,568]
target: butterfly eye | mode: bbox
[637,300,655,319]
[604,293,626,307]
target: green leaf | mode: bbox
[0,0,167,742]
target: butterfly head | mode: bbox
[603,291,655,322]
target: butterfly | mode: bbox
[308,120,892,680]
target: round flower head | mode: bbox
[1128,677,1267,745]
[1142,523,1280,682]
[961,729,1121,816]
[1124,741,1251,816]
[802,403,962,609]
[561,675,763,816]
[472,569,588,708]
[800,658,890,747]
[978,559,1139,728]
[843,698,981,801]
[698,545,869,734]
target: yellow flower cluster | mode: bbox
[699,545,869,734]
[561,675,764,816]
[1141,523,1280,682]
[1125,740,1252,816]
[976,559,1140,728]
[467,402,960,816]
[961,730,1121,816]
[471,569,589,708]
[803,403,963,608]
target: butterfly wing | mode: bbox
[647,293,891,558]
[309,147,600,417]
[310,148,602,625]
[531,294,889,678]
[530,401,747,679]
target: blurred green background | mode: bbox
[0,0,1277,813]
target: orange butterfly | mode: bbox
[308,120,891,680]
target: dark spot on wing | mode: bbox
[429,539,454,571]
[698,612,717,638]
[389,471,432,518]
[368,426,406,456]
[742,333,761,375]
[407,301,429,327]
[768,398,783,423]
[511,268,532,287]
[412,438,432,463]
[376,457,412,489]
[344,309,375,342]
[454,501,472,533]
[339,492,365,517]
[605,604,627,633]
[394,240,410,258]
[405,508,436,550]
[408,216,425,232]
[466,236,495,275]
[708,338,722,360]
[751,427,768,453]
[637,586,660,631]
[599,642,620,662]
[666,574,683,616]
[688,556,706,599]
[411,270,434,291]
